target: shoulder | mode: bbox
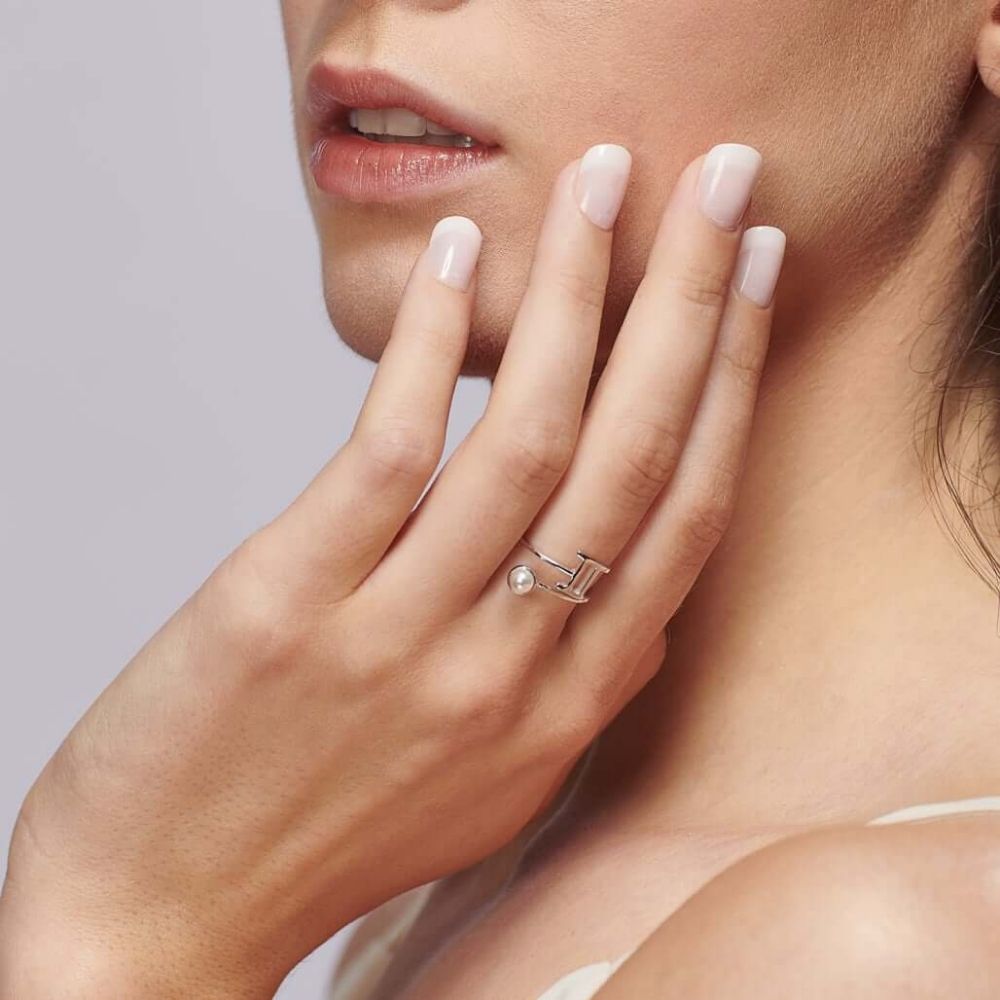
[595,815,1000,999]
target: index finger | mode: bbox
[253,216,483,597]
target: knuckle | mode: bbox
[428,670,523,737]
[202,533,308,666]
[497,417,576,498]
[666,261,730,313]
[680,485,735,549]
[551,263,609,315]
[717,333,765,391]
[405,319,461,361]
[615,417,685,506]
[354,419,441,482]
[541,702,602,760]
[698,458,743,521]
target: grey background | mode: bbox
[0,2,488,995]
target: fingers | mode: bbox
[260,217,482,596]
[365,144,633,618]
[480,143,763,634]
[554,225,786,704]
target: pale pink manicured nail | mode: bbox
[574,143,632,230]
[426,216,483,291]
[732,226,786,307]
[697,143,763,230]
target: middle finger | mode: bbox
[367,143,633,618]
[481,142,763,627]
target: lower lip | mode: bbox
[309,131,502,203]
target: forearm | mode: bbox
[0,823,280,1000]
[0,893,274,1000]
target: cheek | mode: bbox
[304,0,959,374]
[317,208,546,376]
[533,0,965,305]
[318,193,652,379]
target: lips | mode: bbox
[305,62,502,148]
[303,62,504,203]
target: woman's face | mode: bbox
[280,1,979,376]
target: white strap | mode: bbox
[866,795,1000,826]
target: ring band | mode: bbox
[506,535,611,604]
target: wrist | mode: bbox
[1,927,271,1000]
[0,878,274,1000]
[1,797,291,1000]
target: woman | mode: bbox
[3,0,1000,997]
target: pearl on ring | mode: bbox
[507,565,537,596]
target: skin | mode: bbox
[277,0,1000,997]
[592,817,1000,999]
[1,5,999,1000]
[280,0,977,376]
[0,86,785,1000]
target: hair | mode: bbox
[919,129,1000,604]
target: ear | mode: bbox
[976,2,1000,98]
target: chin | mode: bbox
[314,183,646,384]
[319,233,535,380]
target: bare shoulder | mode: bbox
[595,814,1000,999]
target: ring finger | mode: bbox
[480,143,764,631]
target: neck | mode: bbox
[575,136,1000,834]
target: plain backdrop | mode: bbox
[0,2,489,995]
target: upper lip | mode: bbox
[304,62,501,148]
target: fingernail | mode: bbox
[732,226,786,307]
[574,143,632,230]
[697,143,763,231]
[426,216,483,292]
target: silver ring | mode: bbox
[506,535,611,604]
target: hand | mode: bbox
[0,142,785,999]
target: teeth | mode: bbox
[432,134,477,147]
[384,108,425,136]
[354,108,386,134]
[366,132,476,147]
[431,134,478,147]
[346,106,477,147]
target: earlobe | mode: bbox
[977,3,1000,98]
